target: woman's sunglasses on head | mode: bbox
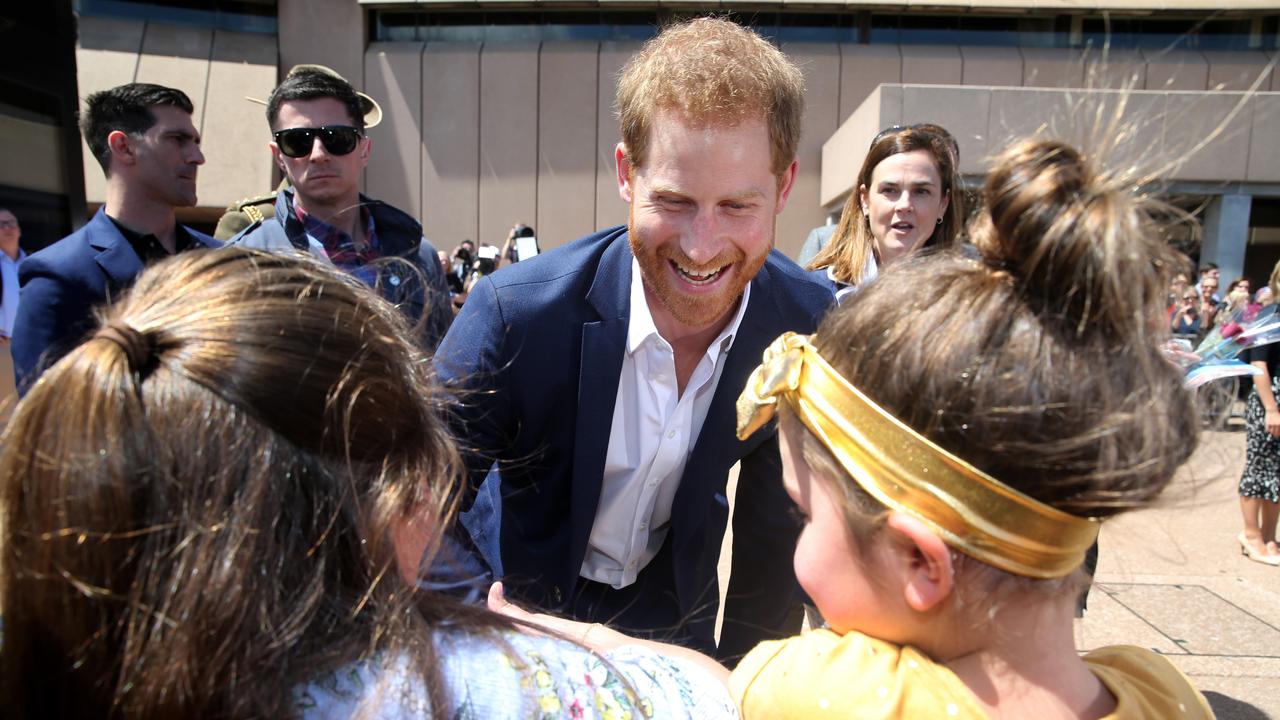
[872,123,937,147]
[871,123,960,162]
[273,125,363,158]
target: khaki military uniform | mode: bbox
[214,191,279,241]
[215,177,292,241]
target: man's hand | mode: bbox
[487,582,610,648]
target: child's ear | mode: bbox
[885,511,954,612]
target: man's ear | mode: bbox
[773,158,799,214]
[885,511,954,613]
[269,141,286,172]
[615,143,634,204]
[107,130,135,168]
[359,136,372,167]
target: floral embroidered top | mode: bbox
[295,628,738,719]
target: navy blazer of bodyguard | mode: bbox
[12,208,218,388]
[435,225,831,659]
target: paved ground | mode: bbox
[717,427,1279,718]
[1082,428,1279,719]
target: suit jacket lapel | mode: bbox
[672,263,782,553]
[568,233,632,566]
[87,210,145,294]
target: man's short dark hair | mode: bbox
[80,83,194,175]
[266,70,364,132]
[1199,262,1219,275]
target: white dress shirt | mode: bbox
[580,258,751,588]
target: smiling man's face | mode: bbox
[617,109,795,337]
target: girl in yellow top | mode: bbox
[492,138,1214,719]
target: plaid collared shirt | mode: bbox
[293,202,380,284]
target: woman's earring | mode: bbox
[936,217,943,225]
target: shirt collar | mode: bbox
[827,250,878,302]
[107,215,197,263]
[291,195,373,239]
[626,256,751,357]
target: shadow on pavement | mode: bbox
[1203,691,1270,720]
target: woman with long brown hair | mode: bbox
[0,248,734,718]
[807,123,963,301]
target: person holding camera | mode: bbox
[1171,287,1202,336]
[498,223,539,268]
[461,244,500,293]
[447,240,474,294]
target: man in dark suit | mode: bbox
[435,18,830,662]
[13,83,217,387]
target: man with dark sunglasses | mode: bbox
[230,66,452,349]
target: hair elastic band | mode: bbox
[736,332,1099,579]
[95,321,157,375]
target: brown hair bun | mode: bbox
[972,140,1168,342]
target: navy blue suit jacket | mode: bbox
[435,226,831,659]
[12,208,218,388]
[806,267,841,298]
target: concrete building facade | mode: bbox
[0,3,86,250]
[64,0,1280,279]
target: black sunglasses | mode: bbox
[273,125,363,158]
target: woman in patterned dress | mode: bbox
[1237,261,1280,565]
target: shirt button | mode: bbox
[639,521,648,530]
[667,430,676,439]
[647,480,657,488]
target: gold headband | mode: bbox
[736,332,1099,579]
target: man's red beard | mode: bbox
[628,219,767,331]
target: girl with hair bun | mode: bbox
[0,248,735,718]
[495,138,1213,718]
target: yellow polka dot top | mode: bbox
[730,629,1213,719]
